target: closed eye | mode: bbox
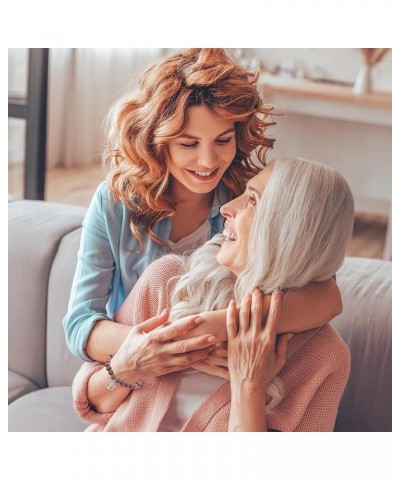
[247,195,257,206]
[180,142,198,148]
[216,137,233,145]
[180,137,234,149]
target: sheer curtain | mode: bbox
[46,48,165,168]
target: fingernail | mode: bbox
[288,333,293,340]
[229,299,235,308]
[194,317,203,324]
[207,335,216,342]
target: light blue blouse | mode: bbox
[63,181,229,361]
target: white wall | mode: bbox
[268,113,391,216]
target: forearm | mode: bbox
[229,385,267,432]
[87,353,142,413]
[85,320,131,362]
[87,367,130,413]
[176,279,342,343]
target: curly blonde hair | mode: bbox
[103,48,276,250]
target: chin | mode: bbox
[216,251,234,272]
[190,182,219,194]
[216,250,227,267]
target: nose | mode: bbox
[197,145,218,169]
[220,195,245,220]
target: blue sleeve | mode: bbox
[63,184,116,361]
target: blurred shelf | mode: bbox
[258,72,392,127]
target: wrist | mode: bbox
[107,354,141,386]
[230,379,266,399]
[229,387,267,432]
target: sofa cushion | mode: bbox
[47,228,85,386]
[8,370,39,404]
[332,257,392,432]
[8,386,90,432]
[8,200,86,388]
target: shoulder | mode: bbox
[82,181,131,242]
[139,255,187,305]
[140,255,186,289]
[94,181,123,212]
[119,255,186,321]
[303,325,350,372]
[288,324,350,373]
[86,181,126,222]
[317,325,350,358]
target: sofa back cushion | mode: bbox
[8,200,86,388]
[332,257,392,432]
[47,228,85,385]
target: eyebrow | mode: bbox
[178,127,235,140]
[247,184,262,197]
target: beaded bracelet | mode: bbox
[104,354,143,391]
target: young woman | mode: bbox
[63,48,341,372]
[73,156,354,432]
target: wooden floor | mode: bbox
[9,163,389,260]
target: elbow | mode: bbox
[331,288,343,319]
[335,296,343,317]
[321,281,343,323]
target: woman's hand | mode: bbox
[227,288,292,395]
[87,310,218,414]
[193,342,230,380]
[227,288,292,431]
[111,309,218,384]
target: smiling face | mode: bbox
[216,165,274,275]
[167,105,236,199]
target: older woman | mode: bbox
[73,156,354,432]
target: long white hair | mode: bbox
[236,156,355,298]
[168,156,354,410]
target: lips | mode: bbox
[187,168,219,181]
[222,228,238,242]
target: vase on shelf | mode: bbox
[353,64,372,95]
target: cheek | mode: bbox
[224,143,237,162]
[237,215,254,250]
[217,144,236,165]
[168,148,191,168]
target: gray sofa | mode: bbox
[8,198,392,432]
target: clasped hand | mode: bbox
[110,310,218,383]
[112,290,291,386]
[188,291,292,385]
[227,288,292,393]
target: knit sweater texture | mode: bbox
[72,256,351,432]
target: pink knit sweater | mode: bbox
[72,256,350,432]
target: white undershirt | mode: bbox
[159,219,226,431]
[167,219,209,255]
[158,371,228,432]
